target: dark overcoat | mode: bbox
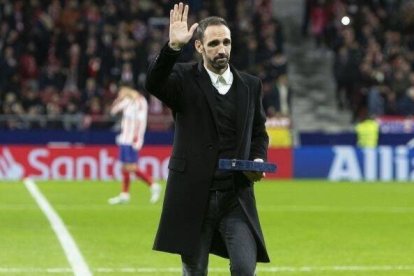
[145,44,270,263]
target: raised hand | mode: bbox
[169,2,198,50]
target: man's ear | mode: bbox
[195,40,203,54]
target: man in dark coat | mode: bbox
[145,3,270,275]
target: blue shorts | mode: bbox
[119,145,139,163]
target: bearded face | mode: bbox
[195,25,231,74]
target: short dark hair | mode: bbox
[194,16,230,41]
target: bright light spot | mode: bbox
[341,16,350,26]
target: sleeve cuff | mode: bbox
[163,42,182,54]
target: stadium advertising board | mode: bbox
[377,116,414,133]
[0,146,292,180]
[0,146,171,181]
[267,148,293,179]
[294,146,414,181]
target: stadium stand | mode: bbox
[305,0,414,121]
[272,0,414,134]
[5,0,412,143]
[0,0,289,132]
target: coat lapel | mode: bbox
[231,67,250,156]
[195,63,220,134]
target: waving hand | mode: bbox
[169,2,198,50]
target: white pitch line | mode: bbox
[258,205,414,213]
[2,265,414,274]
[95,265,414,273]
[23,178,92,276]
[3,204,414,214]
[3,204,414,213]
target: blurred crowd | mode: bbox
[304,0,414,121]
[0,0,288,130]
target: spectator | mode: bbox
[305,0,414,121]
[263,74,291,117]
[0,0,287,130]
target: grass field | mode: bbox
[1,179,414,275]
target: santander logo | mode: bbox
[0,146,170,181]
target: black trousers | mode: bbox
[181,190,257,276]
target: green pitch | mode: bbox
[1,180,414,275]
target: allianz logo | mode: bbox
[329,146,414,181]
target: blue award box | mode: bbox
[218,159,277,173]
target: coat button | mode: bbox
[207,144,213,149]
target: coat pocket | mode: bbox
[168,157,186,172]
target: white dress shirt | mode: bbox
[204,65,233,95]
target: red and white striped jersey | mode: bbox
[111,95,148,150]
